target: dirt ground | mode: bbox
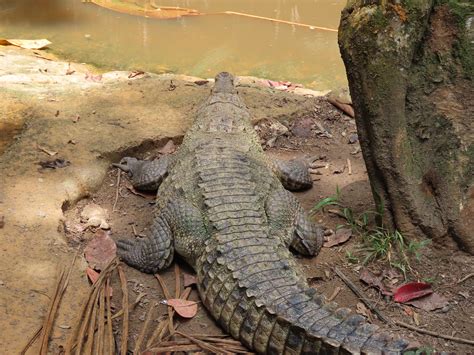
[63,100,474,352]
[1,47,473,354]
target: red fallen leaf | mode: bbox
[183,272,197,287]
[393,282,433,303]
[84,230,117,270]
[323,228,352,248]
[360,268,393,296]
[86,267,113,297]
[163,298,198,318]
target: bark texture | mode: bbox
[338,0,473,253]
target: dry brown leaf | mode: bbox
[323,228,352,248]
[183,272,197,287]
[413,311,420,326]
[359,268,393,296]
[84,231,117,270]
[86,267,113,296]
[0,38,51,49]
[406,292,448,312]
[162,299,198,318]
[356,302,372,321]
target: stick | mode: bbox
[347,158,352,175]
[96,287,105,355]
[118,266,129,355]
[134,302,157,354]
[20,326,42,355]
[113,168,121,212]
[335,267,474,346]
[457,273,474,284]
[223,11,338,32]
[334,267,392,324]
[105,278,114,355]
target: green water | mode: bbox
[0,0,347,89]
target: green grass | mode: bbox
[313,190,431,278]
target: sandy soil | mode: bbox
[0,46,472,353]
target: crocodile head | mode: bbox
[212,71,236,94]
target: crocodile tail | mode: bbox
[197,239,409,354]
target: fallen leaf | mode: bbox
[84,231,117,270]
[183,272,197,287]
[323,228,352,248]
[291,117,314,138]
[393,282,433,303]
[413,311,420,326]
[360,268,393,296]
[162,299,198,318]
[194,80,209,86]
[0,38,51,49]
[403,306,413,316]
[406,292,449,311]
[86,267,113,296]
[81,204,110,229]
[158,140,176,155]
[356,302,372,321]
[38,158,70,169]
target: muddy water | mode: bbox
[0,0,347,89]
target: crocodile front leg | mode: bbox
[266,188,323,256]
[272,158,313,191]
[113,155,173,190]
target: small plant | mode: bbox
[312,189,431,278]
[345,250,359,264]
[310,186,341,214]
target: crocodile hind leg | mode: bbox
[116,209,174,274]
[272,158,313,191]
[116,197,207,273]
[113,155,173,190]
[266,188,323,256]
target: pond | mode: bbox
[0,0,347,90]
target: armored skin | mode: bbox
[114,72,408,354]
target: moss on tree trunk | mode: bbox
[338,0,473,253]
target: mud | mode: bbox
[1,46,473,353]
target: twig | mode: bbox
[327,286,342,302]
[105,278,114,355]
[457,273,474,284]
[96,287,105,355]
[175,263,181,298]
[335,267,474,346]
[112,168,121,212]
[334,267,392,324]
[65,257,119,354]
[20,326,42,355]
[39,254,76,354]
[155,273,175,336]
[175,331,232,354]
[347,158,352,175]
[393,321,474,346]
[223,11,338,32]
[134,302,158,353]
[118,266,129,355]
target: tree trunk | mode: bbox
[338,0,473,253]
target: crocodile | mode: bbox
[113,72,409,354]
